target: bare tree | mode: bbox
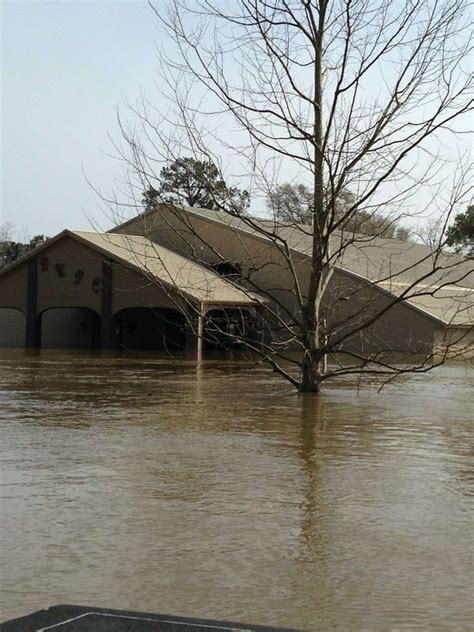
[99,0,473,392]
[267,183,411,239]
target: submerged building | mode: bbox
[0,203,472,358]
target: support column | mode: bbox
[185,303,203,359]
[197,310,203,359]
[25,257,40,348]
[250,306,269,352]
[100,258,115,349]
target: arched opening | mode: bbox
[0,308,26,347]
[40,307,100,349]
[203,308,254,350]
[112,307,186,351]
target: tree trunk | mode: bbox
[299,323,322,393]
[301,0,327,396]
[300,349,321,393]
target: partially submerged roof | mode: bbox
[0,229,263,307]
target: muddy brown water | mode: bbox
[0,349,473,630]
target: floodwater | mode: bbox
[0,350,473,630]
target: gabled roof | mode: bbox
[377,282,474,327]
[0,229,263,307]
[112,204,473,327]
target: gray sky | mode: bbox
[2,0,159,238]
[2,1,471,241]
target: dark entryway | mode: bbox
[0,308,26,347]
[40,307,100,349]
[112,307,186,351]
[203,308,254,350]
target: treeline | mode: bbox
[143,157,412,241]
[143,157,473,251]
[0,226,48,269]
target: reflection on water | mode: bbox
[0,349,473,629]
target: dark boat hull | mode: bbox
[2,605,302,631]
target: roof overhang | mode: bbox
[0,229,265,308]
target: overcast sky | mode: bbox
[2,1,471,241]
[2,0,161,238]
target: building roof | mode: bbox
[377,282,474,327]
[71,231,262,306]
[113,204,473,327]
[0,229,263,307]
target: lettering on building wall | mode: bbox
[91,277,101,293]
[55,263,66,278]
[39,255,101,294]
